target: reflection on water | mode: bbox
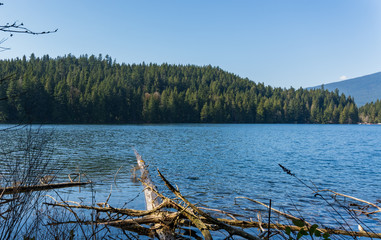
[1,124,381,232]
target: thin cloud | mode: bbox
[339,75,348,81]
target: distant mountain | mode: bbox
[309,72,381,106]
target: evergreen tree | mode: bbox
[0,54,362,124]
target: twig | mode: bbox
[198,206,243,220]
[114,165,124,186]
[267,199,271,240]
[315,189,381,212]
[235,196,309,224]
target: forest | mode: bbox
[359,100,381,123]
[0,54,375,124]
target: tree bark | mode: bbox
[135,150,175,240]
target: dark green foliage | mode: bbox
[359,100,381,123]
[292,219,305,228]
[285,221,330,240]
[0,54,359,124]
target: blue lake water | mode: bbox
[1,124,381,236]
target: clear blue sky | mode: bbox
[1,0,380,88]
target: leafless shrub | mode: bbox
[0,125,58,239]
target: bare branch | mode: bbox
[0,21,58,36]
[0,3,58,52]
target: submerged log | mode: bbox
[1,181,91,195]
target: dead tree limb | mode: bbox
[45,200,171,217]
[315,189,381,212]
[198,206,244,220]
[1,181,91,195]
[157,169,260,240]
[140,180,213,240]
[134,150,175,240]
[235,196,310,225]
[135,150,161,210]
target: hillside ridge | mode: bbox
[0,54,359,124]
[310,72,381,106]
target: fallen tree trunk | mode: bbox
[1,181,91,195]
[134,150,175,240]
[135,150,161,211]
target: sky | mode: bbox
[0,0,380,88]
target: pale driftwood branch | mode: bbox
[1,181,91,195]
[157,169,260,240]
[198,206,242,220]
[135,150,161,210]
[351,209,381,216]
[235,196,310,225]
[45,199,171,217]
[257,212,265,232]
[101,212,179,227]
[315,189,381,212]
[366,209,381,215]
[134,150,175,240]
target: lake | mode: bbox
[1,124,381,237]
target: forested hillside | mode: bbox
[0,54,359,124]
[359,100,381,123]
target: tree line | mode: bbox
[0,54,371,124]
[359,100,381,123]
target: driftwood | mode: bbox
[45,200,171,217]
[135,150,162,211]
[134,150,176,240]
[42,152,381,239]
[46,206,381,239]
[232,197,381,238]
[315,189,381,215]
[157,169,260,240]
[1,181,91,195]
[216,219,381,239]
[235,196,309,223]
[47,168,381,239]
